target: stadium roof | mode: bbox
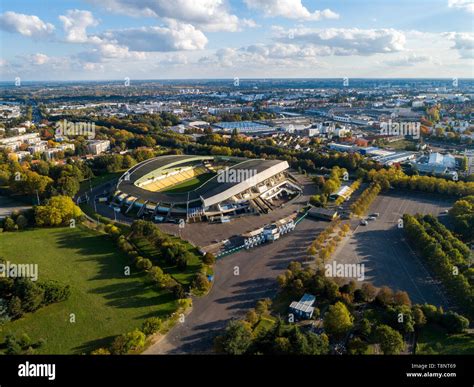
[116,155,289,206]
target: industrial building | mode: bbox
[289,293,316,320]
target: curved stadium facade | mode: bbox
[112,154,302,222]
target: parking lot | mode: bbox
[144,216,327,354]
[331,190,454,307]
[155,173,317,248]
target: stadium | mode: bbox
[112,155,302,222]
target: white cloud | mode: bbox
[448,0,474,13]
[80,43,148,62]
[0,11,55,37]
[28,53,50,65]
[59,9,100,43]
[89,0,254,32]
[82,62,105,71]
[200,42,324,68]
[445,32,474,58]
[103,21,208,51]
[384,53,435,67]
[244,0,339,21]
[274,27,406,55]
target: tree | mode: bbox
[148,266,173,289]
[273,337,292,354]
[216,320,253,354]
[357,318,372,338]
[255,299,272,316]
[348,337,369,355]
[393,291,411,307]
[441,312,469,333]
[360,283,377,302]
[141,317,162,336]
[375,286,394,306]
[7,296,23,319]
[15,214,28,229]
[39,280,71,304]
[5,334,24,355]
[110,329,146,354]
[140,258,153,271]
[375,324,405,355]
[57,175,80,197]
[34,196,82,227]
[192,273,210,292]
[245,310,259,326]
[413,306,427,328]
[3,217,17,231]
[324,301,354,337]
[10,170,52,196]
[202,252,216,265]
[13,279,45,313]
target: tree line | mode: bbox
[403,214,473,318]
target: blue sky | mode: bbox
[0,0,473,80]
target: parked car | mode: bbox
[360,220,368,226]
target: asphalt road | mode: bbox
[331,190,453,307]
[0,196,32,219]
[144,216,327,354]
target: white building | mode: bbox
[0,133,41,151]
[428,152,456,169]
[335,127,351,138]
[87,140,110,155]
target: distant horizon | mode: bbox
[1,77,474,84]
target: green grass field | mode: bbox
[162,172,215,193]
[416,324,474,355]
[381,139,418,151]
[0,226,178,354]
[132,236,202,286]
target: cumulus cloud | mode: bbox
[448,0,474,13]
[0,11,55,37]
[79,43,148,62]
[89,0,255,32]
[274,27,406,55]
[103,21,208,51]
[200,42,323,68]
[445,32,474,58]
[59,9,100,43]
[244,0,339,21]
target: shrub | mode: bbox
[141,317,162,336]
[110,329,146,354]
[39,280,71,305]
